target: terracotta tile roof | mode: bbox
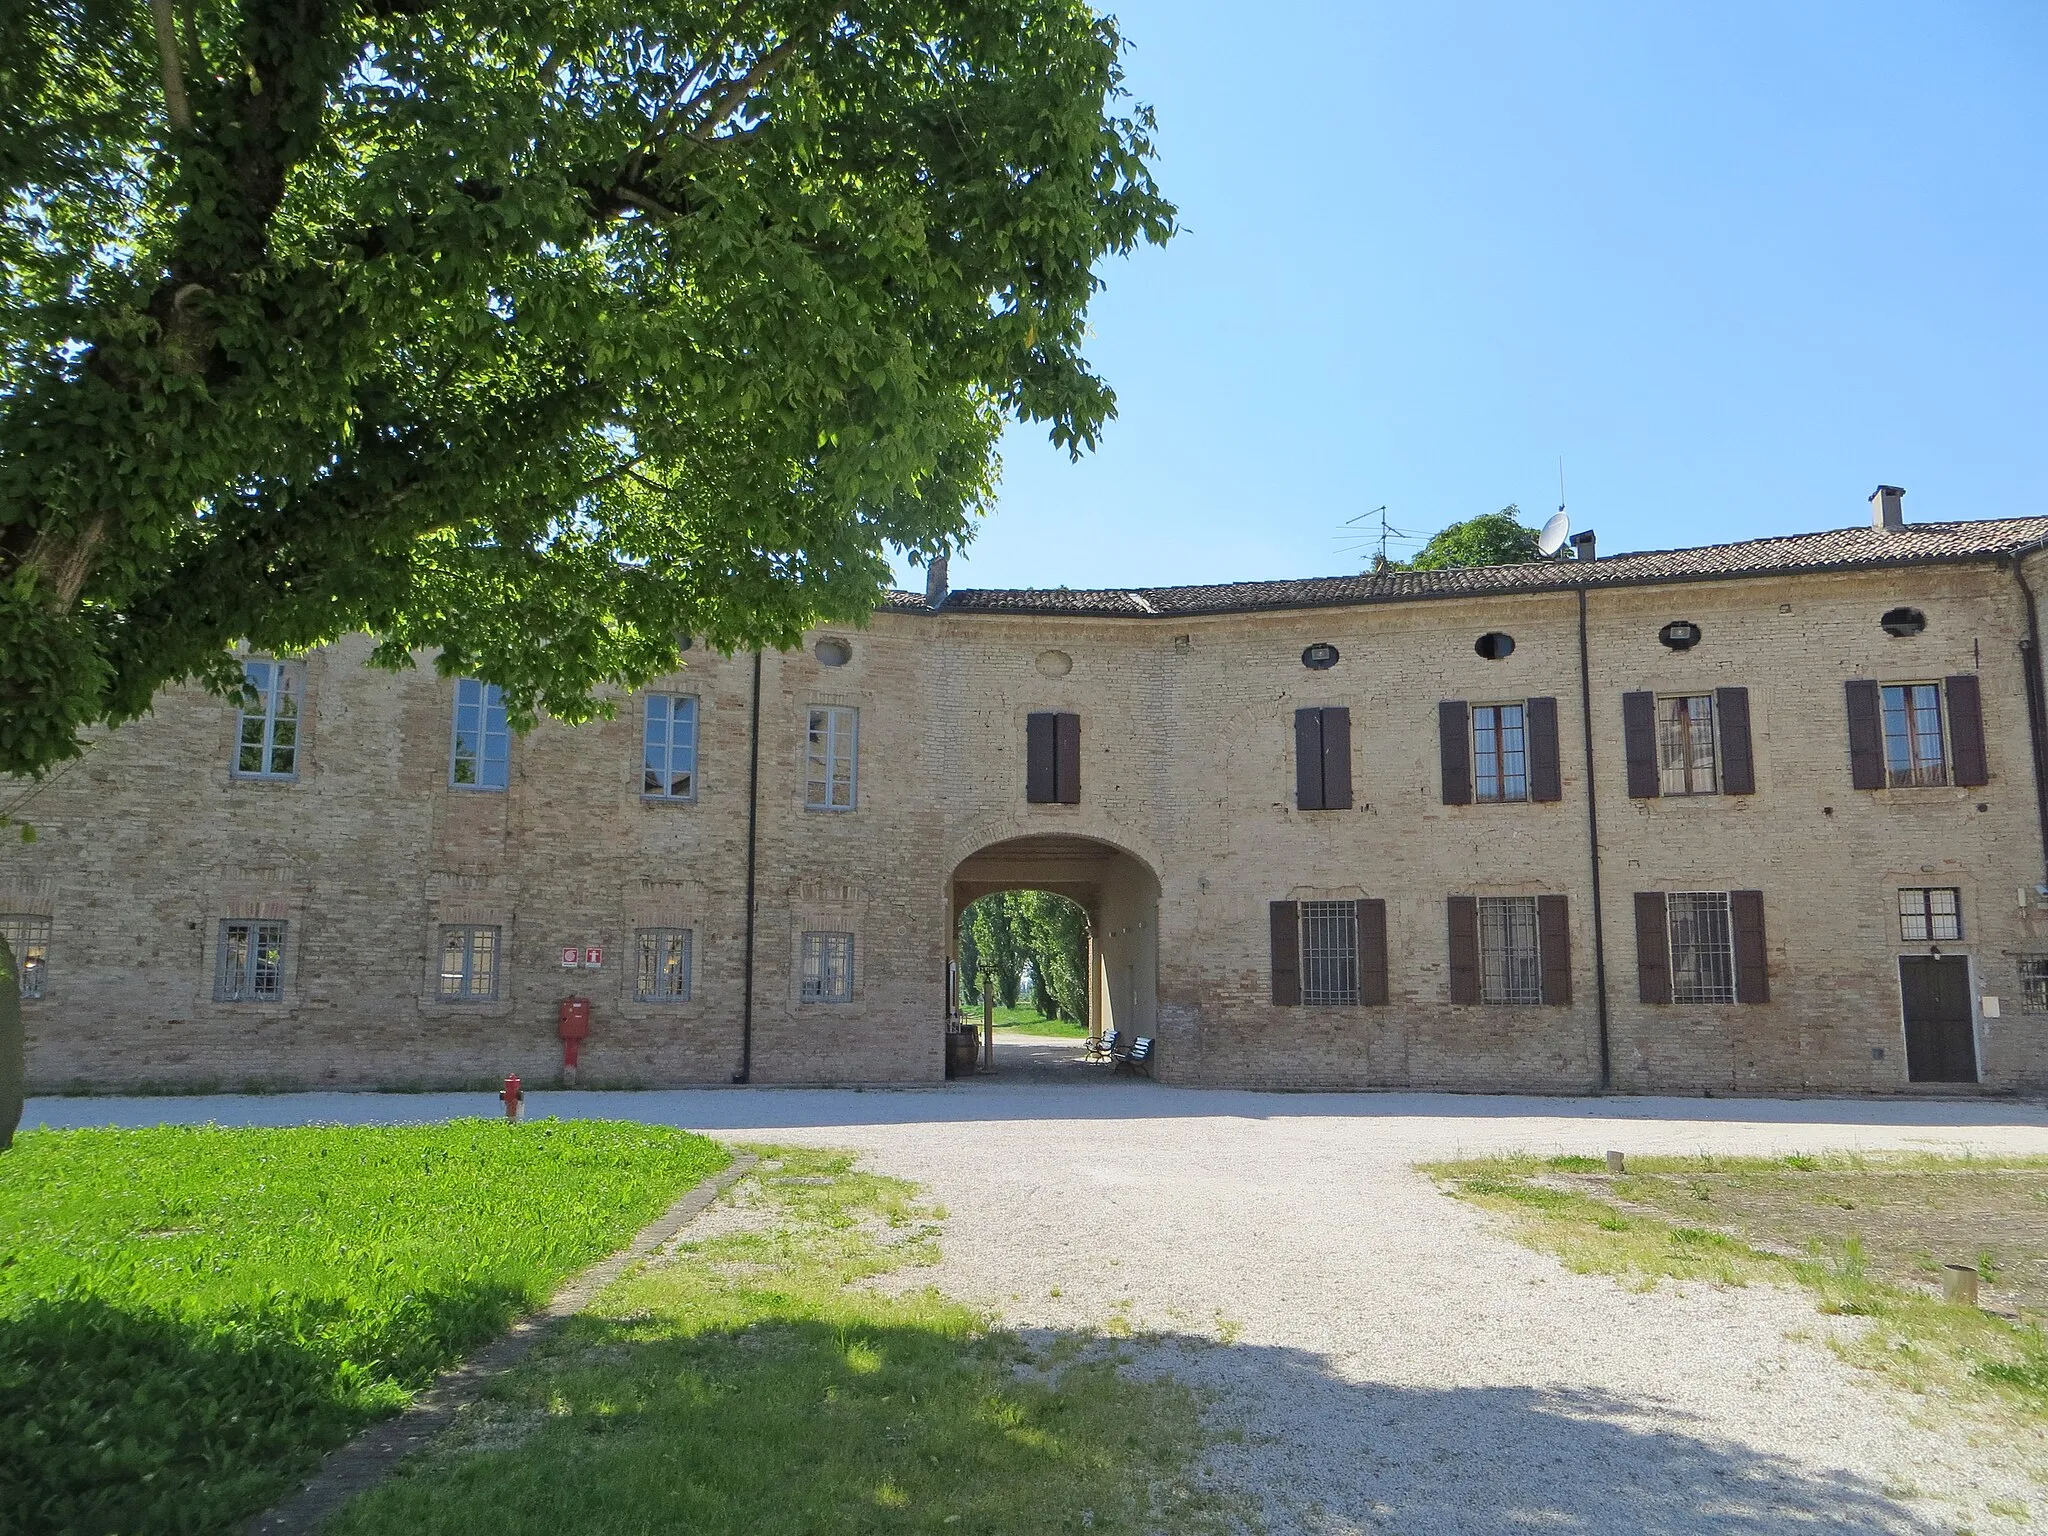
[887,517,2048,618]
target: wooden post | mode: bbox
[981,991,994,1071]
[1605,1150,1627,1174]
[1943,1263,1980,1307]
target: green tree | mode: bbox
[1400,506,1543,572]
[0,0,1173,778]
[966,893,1020,1009]
[1012,889,1087,1022]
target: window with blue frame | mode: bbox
[450,679,510,789]
[642,695,698,800]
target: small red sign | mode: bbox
[560,947,579,969]
[584,947,602,968]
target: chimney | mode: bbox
[925,553,950,609]
[1569,530,1596,563]
[1870,485,1905,532]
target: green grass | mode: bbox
[331,1148,1228,1536]
[1427,1152,2048,1439]
[0,1121,729,1534]
[969,1004,1093,1038]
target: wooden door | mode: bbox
[1899,956,1978,1083]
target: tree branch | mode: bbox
[148,0,193,131]
[687,33,801,142]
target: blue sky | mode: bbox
[897,1,2048,593]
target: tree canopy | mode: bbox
[1382,506,1543,572]
[0,0,1174,778]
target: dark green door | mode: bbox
[1899,956,1978,1083]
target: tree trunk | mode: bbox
[0,932,22,1152]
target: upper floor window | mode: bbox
[215,919,286,1002]
[1472,704,1527,803]
[806,707,857,810]
[635,928,693,1002]
[1657,695,1717,796]
[1477,896,1542,1004]
[801,931,854,1002]
[234,660,302,779]
[1899,888,1961,943]
[642,695,698,801]
[451,679,510,790]
[1026,711,1082,805]
[1881,683,1946,787]
[438,924,500,1001]
[2,914,48,1000]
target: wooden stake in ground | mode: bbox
[0,932,22,1152]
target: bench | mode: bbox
[1113,1035,1153,1075]
[1085,1028,1117,1062]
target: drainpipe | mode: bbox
[2013,559,2048,887]
[1577,587,1613,1092]
[734,648,763,1083]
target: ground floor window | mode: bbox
[1299,900,1359,1006]
[2020,956,2048,1015]
[215,919,286,1002]
[636,929,693,1002]
[438,925,500,1002]
[801,931,854,1003]
[2,914,49,999]
[1478,896,1541,1004]
[1668,892,1735,1004]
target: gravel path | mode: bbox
[30,1082,2048,1533]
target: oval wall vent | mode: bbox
[1474,632,1515,661]
[814,637,852,666]
[1880,607,1926,638]
[1035,649,1073,677]
[1658,620,1702,651]
[1301,642,1340,670]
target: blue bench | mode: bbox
[1114,1035,1153,1074]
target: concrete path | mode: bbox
[26,1084,2048,1533]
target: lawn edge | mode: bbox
[246,1147,756,1536]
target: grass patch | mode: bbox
[971,1004,1092,1038]
[331,1148,1226,1535]
[1426,1151,2048,1433]
[0,1121,728,1533]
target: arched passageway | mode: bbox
[948,835,1161,1076]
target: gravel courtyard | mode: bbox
[28,1076,2048,1534]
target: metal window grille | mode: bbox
[1478,896,1542,1004]
[438,925,500,1001]
[1898,887,1962,942]
[635,929,693,1001]
[450,679,510,790]
[215,919,286,1001]
[233,660,302,779]
[1668,892,1736,1003]
[1298,901,1360,1006]
[1656,694,1717,795]
[1879,683,1947,787]
[642,695,699,800]
[1,914,49,1000]
[801,932,854,1002]
[805,707,858,810]
[1472,704,1527,802]
[2020,956,2048,1015]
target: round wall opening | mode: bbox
[814,637,852,666]
[1880,606,1927,638]
[1035,649,1073,677]
[1658,620,1702,651]
[1474,632,1515,661]
[1302,642,1340,670]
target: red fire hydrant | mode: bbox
[558,998,591,1076]
[499,1074,523,1121]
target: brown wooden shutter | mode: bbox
[1447,895,1480,1003]
[1270,901,1301,1006]
[1055,712,1081,804]
[1634,891,1671,1003]
[1622,691,1660,798]
[1439,701,1472,805]
[1026,712,1056,803]
[1715,686,1755,795]
[1731,889,1769,1003]
[1845,680,1884,789]
[1537,894,1571,1005]
[1527,696,1562,802]
[1321,706,1353,809]
[1294,708,1324,810]
[1946,674,1988,787]
[1358,898,1388,1006]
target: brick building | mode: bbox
[7,489,2048,1095]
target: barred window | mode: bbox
[2,914,49,1000]
[1656,695,1717,796]
[438,925,500,1001]
[2019,956,2048,1015]
[642,695,698,800]
[805,707,858,810]
[636,928,693,1002]
[450,679,510,790]
[234,660,303,779]
[1299,901,1359,1006]
[801,931,854,1002]
[1669,892,1736,1004]
[1478,896,1542,1004]
[215,919,286,1002]
[1880,683,1947,788]
[1898,888,1962,943]
[1473,704,1527,803]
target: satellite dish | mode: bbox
[1536,509,1571,558]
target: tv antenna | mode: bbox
[1338,504,1424,570]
